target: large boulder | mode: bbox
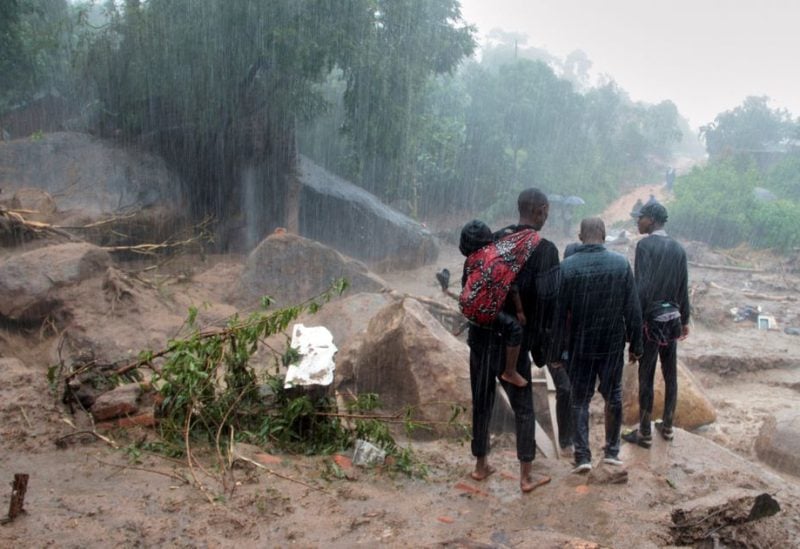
[0,242,111,321]
[0,132,181,216]
[335,298,470,438]
[622,359,716,429]
[55,267,186,367]
[237,232,386,308]
[294,292,392,351]
[9,188,57,222]
[756,409,800,477]
[297,155,438,268]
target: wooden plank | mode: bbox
[544,367,561,459]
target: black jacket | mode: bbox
[495,225,560,365]
[555,244,643,359]
[634,233,690,325]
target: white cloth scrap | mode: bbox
[283,324,337,388]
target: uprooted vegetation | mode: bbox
[50,278,467,502]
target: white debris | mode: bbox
[283,324,337,389]
[352,439,386,467]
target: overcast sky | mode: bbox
[458,0,800,129]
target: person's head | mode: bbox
[578,217,606,244]
[459,219,493,256]
[637,201,668,234]
[517,188,549,230]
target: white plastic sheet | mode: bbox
[283,324,337,388]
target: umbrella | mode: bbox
[563,195,586,206]
[753,187,778,202]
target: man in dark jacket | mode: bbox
[554,218,643,471]
[624,201,690,448]
[468,188,559,493]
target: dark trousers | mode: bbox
[638,338,678,436]
[568,351,624,464]
[468,325,535,462]
[547,364,573,448]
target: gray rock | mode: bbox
[335,298,470,438]
[622,359,716,429]
[0,132,181,216]
[297,156,438,268]
[294,292,392,350]
[756,409,800,477]
[237,232,386,308]
[0,242,111,320]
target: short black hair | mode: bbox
[639,202,668,224]
[518,188,548,215]
[459,219,493,256]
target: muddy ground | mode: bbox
[1,188,800,548]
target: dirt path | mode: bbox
[600,182,671,228]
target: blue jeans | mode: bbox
[568,351,624,464]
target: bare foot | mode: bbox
[501,370,528,388]
[470,465,496,481]
[520,474,551,493]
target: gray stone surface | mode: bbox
[0,242,111,320]
[237,232,386,308]
[0,132,181,216]
[335,298,470,438]
[756,409,800,477]
[297,155,438,268]
[622,359,716,429]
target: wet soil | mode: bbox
[1,186,800,547]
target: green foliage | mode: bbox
[301,44,684,219]
[750,199,800,251]
[764,153,800,201]
[670,157,800,250]
[0,0,74,114]
[152,279,347,447]
[146,277,434,476]
[700,96,797,160]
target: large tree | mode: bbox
[82,0,474,245]
[700,96,797,160]
[0,0,72,114]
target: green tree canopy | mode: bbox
[700,96,797,159]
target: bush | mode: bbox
[750,200,800,251]
[670,157,800,250]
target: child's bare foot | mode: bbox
[501,370,528,388]
[470,464,496,481]
[520,473,551,493]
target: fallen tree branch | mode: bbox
[0,207,77,241]
[54,429,119,449]
[93,458,189,485]
[56,211,140,230]
[708,281,797,301]
[670,490,780,545]
[314,411,462,426]
[232,451,326,493]
[100,235,206,255]
[689,261,765,273]
[185,410,215,505]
